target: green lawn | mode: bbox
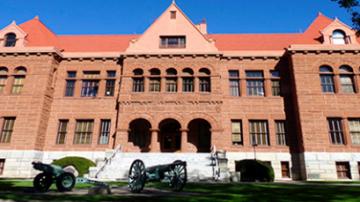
[0,179,359,202]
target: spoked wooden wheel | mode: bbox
[169,160,187,192]
[128,159,146,193]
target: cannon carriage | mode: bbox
[128,159,187,193]
[32,162,76,192]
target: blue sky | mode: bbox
[0,0,354,35]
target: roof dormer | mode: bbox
[0,21,27,48]
[320,18,358,45]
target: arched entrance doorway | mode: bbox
[159,119,181,152]
[188,119,211,152]
[128,119,151,152]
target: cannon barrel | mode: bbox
[32,161,64,176]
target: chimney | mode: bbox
[196,18,207,35]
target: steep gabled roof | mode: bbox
[18,17,58,47]
[300,13,334,44]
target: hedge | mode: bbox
[52,156,96,177]
[236,159,275,182]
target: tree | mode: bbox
[331,0,360,30]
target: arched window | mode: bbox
[12,66,27,94]
[0,67,8,93]
[132,68,144,92]
[149,68,161,92]
[339,65,355,93]
[319,65,335,93]
[4,33,17,47]
[166,68,177,92]
[199,68,211,92]
[332,30,347,45]
[182,68,194,92]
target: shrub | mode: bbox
[236,159,275,182]
[52,156,96,177]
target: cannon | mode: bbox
[32,162,76,192]
[128,159,187,193]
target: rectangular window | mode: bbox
[327,118,345,145]
[182,77,194,92]
[229,70,240,96]
[0,159,5,175]
[0,76,7,93]
[132,78,144,92]
[320,75,335,93]
[65,71,76,97]
[199,77,211,92]
[56,120,68,144]
[74,120,94,144]
[0,118,15,143]
[11,76,25,94]
[246,71,264,96]
[249,120,269,146]
[276,121,287,146]
[149,78,161,92]
[107,71,116,78]
[65,80,75,97]
[81,80,99,97]
[349,119,360,145]
[336,162,351,179]
[160,36,186,48]
[340,75,355,93]
[105,80,115,96]
[67,71,77,78]
[281,161,291,178]
[166,78,177,92]
[271,70,281,96]
[99,120,111,144]
[231,120,243,145]
[170,11,177,19]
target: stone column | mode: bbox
[180,129,189,152]
[144,76,149,92]
[178,77,183,93]
[150,128,160,152]
[194,77,199,93]
[161,77,166,92]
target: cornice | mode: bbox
[288,44,360,54]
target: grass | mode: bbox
[0,179,359,202]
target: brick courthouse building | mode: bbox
[0,2,359,180]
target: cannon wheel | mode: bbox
[169,160,187,192]
[56,172,76,192]
[128,159,146,193]
[33,173,53,192]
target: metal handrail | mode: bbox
[95,144,122,178]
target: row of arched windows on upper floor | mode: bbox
[319,65,359,93]
[132,68,211,93]
[0,66,27,94]
[132,67,211,76]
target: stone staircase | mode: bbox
[89,145,229,181]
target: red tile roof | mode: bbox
[16,14,336,52]
[57,35,138,52]
[208,33,302,51]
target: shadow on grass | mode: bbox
[0,180,359,202]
